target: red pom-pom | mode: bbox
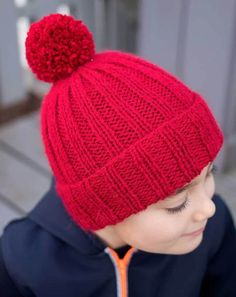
[25,13,95,83]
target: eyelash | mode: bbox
[166,164,217,214]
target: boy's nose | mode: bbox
[193,196,216,222]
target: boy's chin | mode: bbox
[141,234,203,255]
[168,234,203,255]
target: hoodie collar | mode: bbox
[28,177,110,255]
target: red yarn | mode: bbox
[25,13,95,83]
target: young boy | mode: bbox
[0,13,236,297]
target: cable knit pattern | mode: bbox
[26,14,224,231]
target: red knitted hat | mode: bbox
[25,13,224,231]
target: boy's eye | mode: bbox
[166,198,190,214]
[166,164,217,215]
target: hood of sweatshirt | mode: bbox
[28,177,133,255]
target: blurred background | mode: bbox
[0,0,236,235]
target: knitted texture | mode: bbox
[26,14,224,231]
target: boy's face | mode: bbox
[94,162,216,255]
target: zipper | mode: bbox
[105,247,138,297]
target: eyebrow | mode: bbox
[172,162,213,196]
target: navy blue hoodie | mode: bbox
[1,177,236,297]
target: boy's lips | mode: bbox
[183,225,206,236]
